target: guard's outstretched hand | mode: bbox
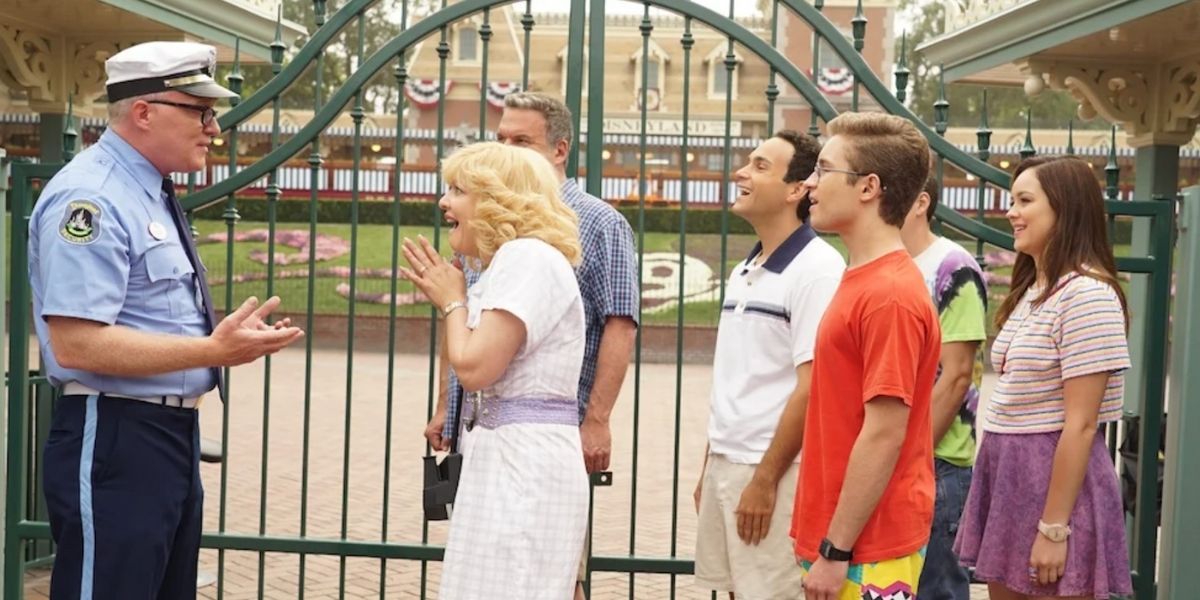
[211,296,305,366]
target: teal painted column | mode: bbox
[37,113,78,163]
[1159,186,1200,600]
[1125,145,1178,599]
[1124,145,1179,416]
[0,147,8,582]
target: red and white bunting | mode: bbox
[477,81,521,109]
[404,79,454,108]
[815,67,854,96]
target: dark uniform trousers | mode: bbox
[43,393,203,600]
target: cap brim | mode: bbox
[178,80,239,100]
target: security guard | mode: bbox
[29,41,304,600]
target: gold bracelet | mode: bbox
[441,300,467,318]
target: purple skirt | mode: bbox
[954,430,1133,598]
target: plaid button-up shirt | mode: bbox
[443,178,639,439]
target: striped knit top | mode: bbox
[986,271,1130,434]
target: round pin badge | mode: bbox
[149,222,168,241]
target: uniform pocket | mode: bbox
[44,401,83,500]
[88,399,124,486]
[143,243,198,318]
[144,242,195,283]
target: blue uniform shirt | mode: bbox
[29,129,216,397]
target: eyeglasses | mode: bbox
[813,165,868,181]
[146,100,219,127]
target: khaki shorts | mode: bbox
[695,454,802,600]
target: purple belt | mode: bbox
[461,393,578,431]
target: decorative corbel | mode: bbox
[1161,56,1200,139]
[72,41,125,104]
[1030,56,1200,147]
[0,24,56,103]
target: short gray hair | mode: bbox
[107,97,137,122]
[503,92,574,150]
[107,91,170,123]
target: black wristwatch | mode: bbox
[819,538,853,562]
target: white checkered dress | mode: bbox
[439,424,588,599]
[438,240,589,599]
[445,178,639,437]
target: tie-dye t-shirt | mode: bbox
[913,237,988,467]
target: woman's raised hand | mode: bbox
[400,235,467,309]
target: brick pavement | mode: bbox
[22,344,992,599]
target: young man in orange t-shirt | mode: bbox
[791,112,942,600]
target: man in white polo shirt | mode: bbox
[694,130,844,599]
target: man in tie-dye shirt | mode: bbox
[901,175,988,600]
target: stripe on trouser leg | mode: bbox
[79,393,99,600]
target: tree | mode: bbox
[897,0,1105,131]
[220,0,440,113]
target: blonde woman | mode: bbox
[401,142,588,599]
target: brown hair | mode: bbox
[826,112,930,227]
[922,173,941,224]
[995,155,1128,328]
[503,92,574,150]
[773,129,822,222]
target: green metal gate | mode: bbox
[4,1,1176,598]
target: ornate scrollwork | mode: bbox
[0,24,54,101]
[1163,58,1200,135]
[73,41,123,103]
[945,0,1027,32]
[1,28,140,110]
[1046,64,1149,129]
[1034,58,1200,147]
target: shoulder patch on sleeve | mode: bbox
[58,200,102,245]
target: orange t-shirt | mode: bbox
[790,250,941,564]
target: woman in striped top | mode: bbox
[954,156,1133,599]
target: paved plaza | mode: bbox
[23,344,993,599]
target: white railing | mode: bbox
[944,0,1031,32]
[182,164,1145,210]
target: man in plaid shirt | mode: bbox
[425,92,639,597]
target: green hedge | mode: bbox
[617,204,756,235]
[193,196,428,226]
[193,197,1129,242]
[192,197,757,235]
[942,215,1133,245]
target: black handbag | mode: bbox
[423,388,464,521]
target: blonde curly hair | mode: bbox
[442,142,581,267]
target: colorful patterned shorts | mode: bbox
[800,549,926,600]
